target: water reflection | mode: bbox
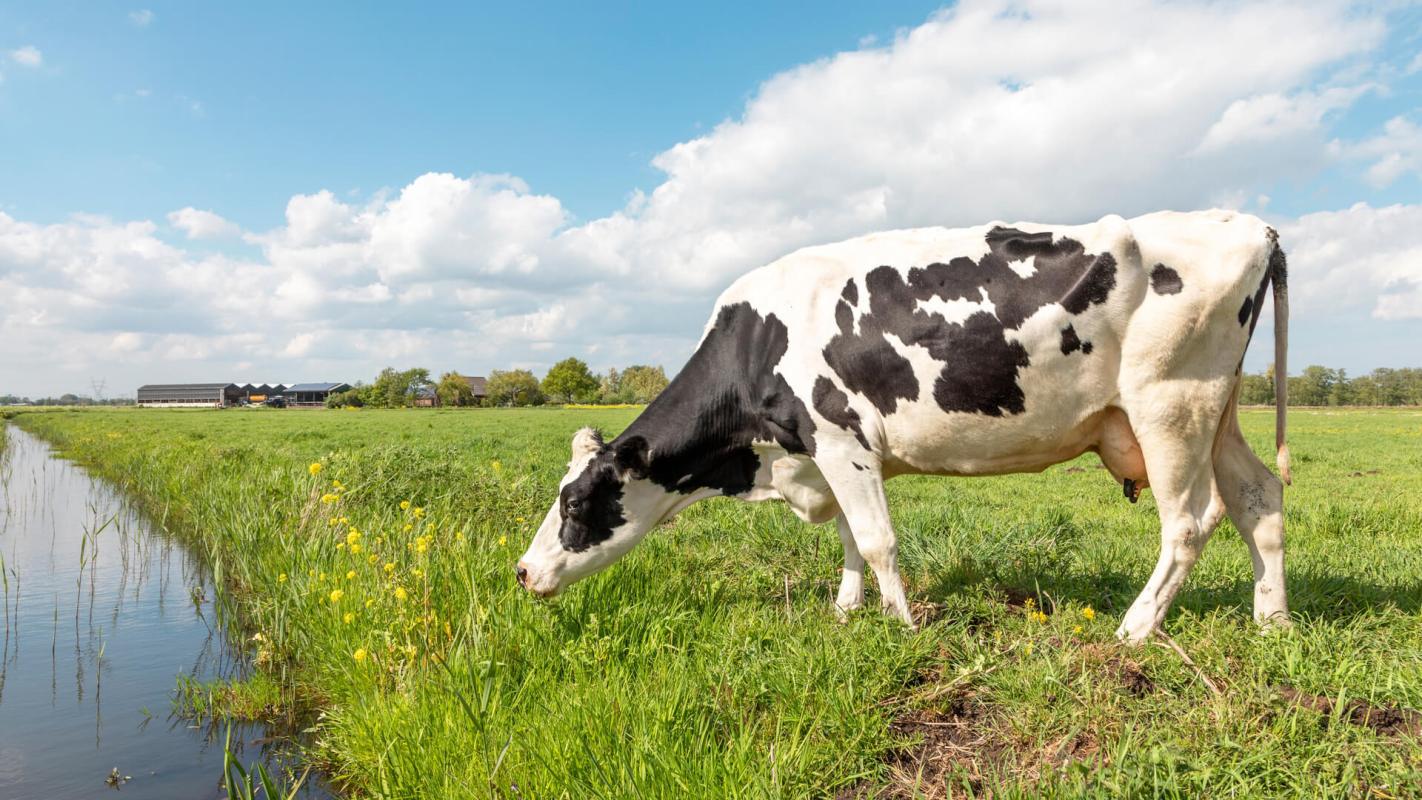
[0,425,329,799]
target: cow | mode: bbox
[517,210,1291,642]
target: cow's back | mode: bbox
[709,211,1270,476]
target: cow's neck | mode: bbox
[611,301,816,497]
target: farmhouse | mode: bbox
[137,383,244,408]
[286,382,352,407]
[459,375,489,403]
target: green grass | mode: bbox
[9,406,1422,798]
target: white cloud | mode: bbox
[1195,86,1371,153]
[1,0,1417,395]
[1281,203,1422,321]
[167,207,241,240]
[9,46,41,68]
[1337,115,1422,187]
[129,9,154,27]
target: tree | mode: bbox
[436,372,476,407]
[598,367,622,403]
[541,357,599,404]
[486,369,544,407]
[1239,372,1272,405]
[618,365,670,403]
[325,387,365,408]
[366,367,432,408]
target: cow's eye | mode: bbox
[565,497,582,518]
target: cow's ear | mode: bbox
[571,427,604,459]
[613,435,650,479]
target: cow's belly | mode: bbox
[882,404,1145,482]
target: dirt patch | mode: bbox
[1114,659,1155,697]
[1278,687,1422,738]
[1348,469,1383,477]
[840,696,1012,800]
[1064,466,1086,474]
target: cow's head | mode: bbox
[516,427,686,597]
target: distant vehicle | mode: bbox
[264,395,287,408]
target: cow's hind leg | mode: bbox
[1215,418,1290,628]
[818,456,913,626]
[1116,412,1227,642]
[834,513,867,619]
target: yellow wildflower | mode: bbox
[349,543,362,555]
[328,517,339,526]
[491,460,502,472]
[384,562,396,574]
[394,586,408,602]
[347,529,361,543]
[308,569,317,578]
[1024,597,1035,609]
[320,493,340,504]
[400,500,411,510]
[336,542,346,551]
[339,516,349,524]
[353,648,367,663]
[498,535,507,547]
[332,479,343,489]
[346,570,356,581]
[1073,625,1084,634]
[413,507,425,519]
[515,517,526,524]
[365,599,374,609]
[308,462,323,476]
[329,589,344,604]
[343,612,356,625]
[1082,606,1096,621]
[318,572,327,582]
[1030,610,1048,624]
[412,568,424,579]
[416,536,430,554]
[368,554,378,565]
[278,573,287,583]
[1024,642,1034,656]
[404,523,413,533]
[455,532,465,543]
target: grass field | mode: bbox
[8,406,1422,798]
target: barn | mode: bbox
[459,375,489,403]
[287,382,352,407]
[136,383,244,408]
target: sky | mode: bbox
[1,0,1421,398]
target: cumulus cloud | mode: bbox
[1,0,1417,395]
[167,207,241,240]
[129,9,154,27]
[9,46,42,67]
[1338,115,1422,187]
[1280,203,1422,321]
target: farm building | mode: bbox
[287,382,352,407]
[239,383,288,403]
[458,375,488,403]
[137,383,244,408]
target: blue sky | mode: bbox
[1,1,1421,397]
[1,2,946,227]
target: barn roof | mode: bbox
[287,382,350,393]
[137,383,238,392]
[459,375,488,395]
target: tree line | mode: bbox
[324,358,671,408]
[1239,366,1422,406]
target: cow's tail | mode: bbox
[1269,230,1291,485]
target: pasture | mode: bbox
[8,406,1422,798]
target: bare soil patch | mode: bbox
[1278,687,1422,738]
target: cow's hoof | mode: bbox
[833,602,863,623]
[1255,612,1293,633]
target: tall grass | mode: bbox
[12,407,1422,798]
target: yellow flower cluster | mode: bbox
[308,462,323,476]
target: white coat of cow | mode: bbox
[517,210,1290,641]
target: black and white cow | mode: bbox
[517,210,1291,641]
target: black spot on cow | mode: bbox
[852,462,867,471]
[607,302,816,498]
[822,227,1117,417]
[812,376,870,449]
[557,454,627,553]
[1061,324,1082,355]
[1082,341,1093,355]
[1237,295,1254,326]
[1150,263,1183,295]
[841,278,859,306]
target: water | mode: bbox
[0,426,329,799]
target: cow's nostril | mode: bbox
[516,565,529,587]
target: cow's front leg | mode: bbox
[834,513,866,620]
[819,458,913,627]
